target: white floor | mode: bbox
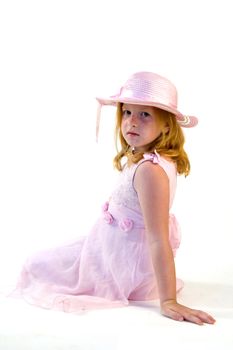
[1,279,233,350]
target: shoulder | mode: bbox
[133,157,170,233]
[136,152,176,182]
[134,160,169,192]
[135,152,170,183]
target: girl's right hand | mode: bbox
[161,300,216,325]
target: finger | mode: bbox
[181,309,216,325]
[161,308,184,322]
[183,312,204,325]
[191,310,216,324]
[165,306,204,325]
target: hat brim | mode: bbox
[96,96,198,128]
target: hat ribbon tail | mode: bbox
[96,102,102,142]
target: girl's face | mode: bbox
[121,104,166,152]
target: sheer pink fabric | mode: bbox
[10,152,183,312]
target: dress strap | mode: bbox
[135,151,161,170]
[142,151,161,164]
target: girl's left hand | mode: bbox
[161,300,216,325]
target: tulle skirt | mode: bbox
[10,203,183,313]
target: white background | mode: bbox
[0,0,232,290]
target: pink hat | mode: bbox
[96,71,198,139]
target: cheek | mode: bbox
[149,124,162,138]
[121,119,127,133]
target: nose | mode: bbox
[129,113,138,126]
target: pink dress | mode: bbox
[11,152,183,312]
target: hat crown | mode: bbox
[118,72,178,109]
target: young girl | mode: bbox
[11,71,215,325]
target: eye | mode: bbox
[122,109,131,117]
[139,111,150,118]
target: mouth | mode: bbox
[127,131,139,136]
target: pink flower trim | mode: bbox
[102,201,109,212]
[143,151,160,164]
[102,202,134,232]
[119,218,134,232]
[103,211,114,224]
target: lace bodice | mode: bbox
[110,153,177,214]
[110,164,141,213]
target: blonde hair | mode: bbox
[113,103,190,176]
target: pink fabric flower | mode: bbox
[119,218,134,232]
[143,151,160,164]
[103,211,114,224]
[102,201,109,212]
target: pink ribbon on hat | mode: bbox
[96,91,121,142]
[96,102,102,142]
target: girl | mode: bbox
[11,71,215,325]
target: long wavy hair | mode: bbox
[113,103,190,176]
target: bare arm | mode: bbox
[134,161,215,325]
